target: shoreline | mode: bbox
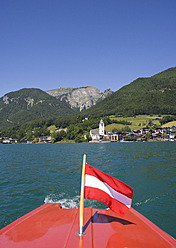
[1,139,175,145]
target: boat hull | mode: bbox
[0,203,175,247]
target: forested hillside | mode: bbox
[0,88,75,128]
[1,67,176,139]
[82,67,176,117]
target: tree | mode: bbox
[75,134,84,143]
[85,133,91,142]
[112,128,118,133]
[163,133,168,139]
[159,115,176,125]
[52,130,66,142]
[25,130,33,140]
[145,132,151,141]
[124,137,137,141]
[122,126,131,132]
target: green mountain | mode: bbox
[1,67,175,131]
[0,88,75,128]
[82,67,176,117]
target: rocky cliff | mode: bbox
[46,86,113,111]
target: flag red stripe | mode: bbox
[85,186,130,216]
[85,174,132,207]
[86,164,133,199]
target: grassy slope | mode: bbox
[162,121,176,127]
[105,115,161,132]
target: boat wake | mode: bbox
[44,194,104,209]
[45,192,163,209]
[133,196,159,206]
[44,194,80,208]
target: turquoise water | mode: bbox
[0,142,176,238]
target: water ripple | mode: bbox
[0,142,176,238]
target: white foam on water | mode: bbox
[45,194,161,209]
[44,193,116,209]
[134,196,159,206]
[44,194,80,208]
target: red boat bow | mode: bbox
[0,203,175,247]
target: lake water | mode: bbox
[0,142,175,238]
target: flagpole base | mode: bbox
[76,226,86,236]
[76,232,86,236]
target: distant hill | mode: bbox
[0,88,75,128]
[82,67,176,117]
[1,68,175,130]
[46,86,113,111]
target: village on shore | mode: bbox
[1,119,176,144]
[89,119,176,143]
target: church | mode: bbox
[90,119,118,142]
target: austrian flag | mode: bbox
[84,164,133,217]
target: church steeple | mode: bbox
[99,119,104,136]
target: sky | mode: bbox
[0,0,176,97]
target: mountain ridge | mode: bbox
[81,67,176,117]
[46,86,113,111]
[0,67,175,130]
[0,88,75,128]
[0,86,112,129]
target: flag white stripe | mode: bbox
[85,174,132,208]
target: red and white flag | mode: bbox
[84,164,133,217]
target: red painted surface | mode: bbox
[0,203,175,247]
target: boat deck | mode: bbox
[0,203,175,247]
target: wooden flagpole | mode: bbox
[77,154,86,236]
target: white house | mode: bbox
[90,129,100,140]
